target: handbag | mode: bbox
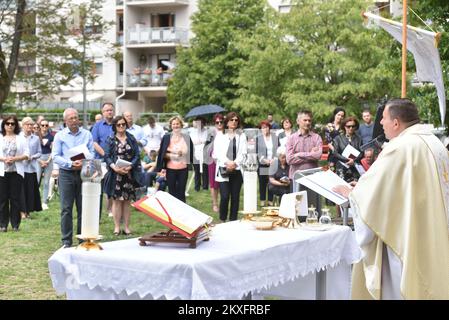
[219,166,237,178]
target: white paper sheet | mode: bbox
[296,170,350,206]
[115,159,132,168]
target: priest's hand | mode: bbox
[332,185,352,199]
[345,158,354,166]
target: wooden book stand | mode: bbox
[138,228,210,249]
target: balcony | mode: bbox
[126,0,189,7]
[126,72,172,89]
[117,74,124,87]
[127,26,188,46]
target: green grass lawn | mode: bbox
[0,173,341,300]
[0,177,223,300]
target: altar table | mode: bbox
[48,221,361,300]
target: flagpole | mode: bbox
[401,0,407,98]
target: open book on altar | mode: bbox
[133,191,213,239]
[296,170,350,206]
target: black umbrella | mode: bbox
[185,104,225,118]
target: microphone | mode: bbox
[360,134,386,151]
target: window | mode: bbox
[157,54,172,71]
[151,13,175,28]
[85,24,102,34]
[93,62,103,75]
[117,12,124,32]
[17,59,36,75]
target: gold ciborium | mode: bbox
[76,235,103,251]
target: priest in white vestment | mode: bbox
[334,98,449,300]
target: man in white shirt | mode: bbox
[143,116,165,154]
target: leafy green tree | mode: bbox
[166,0,266,117]
[234,0,402,126]
[0,0,113,116]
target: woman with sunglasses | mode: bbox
[104,116,143,236]
[332,116,363,183]
[0,116,30,232]
[206,113,224,212]
[214,112,247,222]
[37,119,54,210]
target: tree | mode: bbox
[166,0,266,117]
[234,0,402,126]
[0,0,113,117]
[1,0,72,112]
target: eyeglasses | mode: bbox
[116,123,127,128]
[215,121,223,124]
[345,125,356,128]
[229,118,239,122]
[5,122,15,126]
[41,124,49,127]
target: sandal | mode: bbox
[212,205,219,213]
[123,230,132,236]
[114,230,121,236]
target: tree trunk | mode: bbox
[0,0,27,113]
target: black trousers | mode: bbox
[0,172,24,230]
[219,173,243,222]
[193,163,209,191]
[166,168,188,203]
[258,172,273,202]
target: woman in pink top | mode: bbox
[156,116,193,202]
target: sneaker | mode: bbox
[62,242,72,248]
[42,203,49,210]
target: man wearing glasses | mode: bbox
[52,108,94,248]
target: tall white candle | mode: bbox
[81,181,101,238]
[243,171,258,212]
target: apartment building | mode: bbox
[116,0,198,115]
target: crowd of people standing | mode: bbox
[0,103,376,246]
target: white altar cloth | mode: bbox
[48,221,361,300]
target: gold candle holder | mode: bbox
[76,235,103,251]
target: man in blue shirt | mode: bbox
[52,108,94,248]
[91,103,114,159]
[123,111,147,149]
[91,103,114,217]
